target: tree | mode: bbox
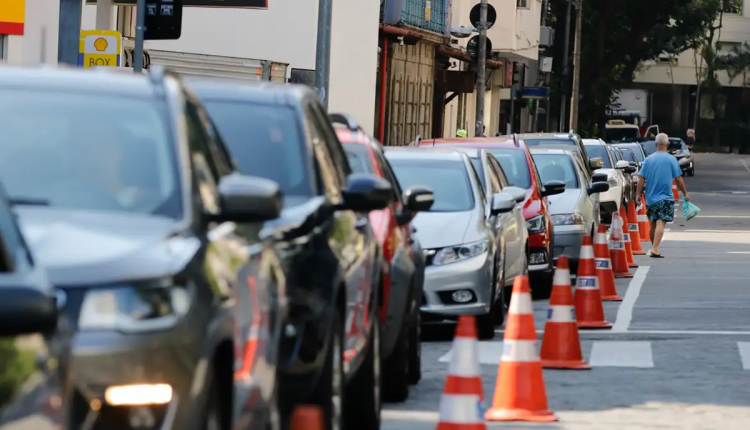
[548,0,723,136]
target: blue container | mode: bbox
[382,0,447,35]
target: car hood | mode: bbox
[15,207,198,286]
[411,211,474,249]
[594,168,617,178]
[546,189,583,215]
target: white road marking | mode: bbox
[589,341,654,368]
[382,410,439,421]
[731,191,748,194]
[728,251,750,255]
[664,228,671,232]
[686,215,750,218]
[741,159,750,172]
[737,342,750,369]
[494,329,750,336]
[611,266,650,333]
[438,341,508,365]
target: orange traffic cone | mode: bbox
[637,196,651,243]
[436,316,486,430]
[485,276,557,423]
[619,206,638,268]
[609,212,633,278]
[672,180,680,200]
[540,256,590,370]
[627,200,645,255]
[593,224,622,301]
[574,236,612,329]
[290,405,325,430]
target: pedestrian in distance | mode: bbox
[456,129,468,138]
[635,133,689,258]
[686,128,696,151]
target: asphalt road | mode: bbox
[383,153,750,430]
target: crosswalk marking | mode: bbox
[737,342,750,370]
[589,341,654,368]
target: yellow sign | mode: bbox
[79,30,122,68]
[0,0,25,35]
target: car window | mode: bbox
[373,151,404,210]
[574,155,591,188]
[485,149,531,189]
[584,145,612,168]
[201,99,312,196]
[343,144,377,175]
[532,153,580,189]
[484,154,503,194]
[469,157,486,190]
[641,141,657,156]
[0,194,27,272]
[305,106,342,201]
[0,89,182,219]
[388,158,474,212]
[524,138,577,147]
[186,100,222,215]
[488,156,509,188]
[467,161,487,204]
[311,104,351,184]
[617,148,636,162]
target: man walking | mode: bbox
[635,133,689,258]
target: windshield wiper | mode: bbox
[9,197,50,206]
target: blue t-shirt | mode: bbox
[639,151,681,205]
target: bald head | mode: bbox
[655,133,670,151]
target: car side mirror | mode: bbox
[217,174,283,222]
[402,186,434,212]
[541,180,566,197]
[592,172,608,183]
[587,181,610,195]
[615,160,630,169]
[589,157,603,169]
[340,173,393,212]
[0,286,57,337]
[490,192,515,215]
[624,166,637,174]
[503,186,526,204]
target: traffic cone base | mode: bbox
[541,323,591,369]
[484,362,558,421]
[436,393,486,430]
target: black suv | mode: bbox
[188,78,392,430]
[0,65,288,430]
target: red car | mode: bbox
[416,136,565,297]
[332,113,434,401]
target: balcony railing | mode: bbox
[382,0,448,35]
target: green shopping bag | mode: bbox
[682,198,700,221]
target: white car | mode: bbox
[583,139,630,223]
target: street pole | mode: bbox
[133,0,147,73]
[558,0,572,132]
[314,0,333,108]
[58,0,83,65]
[568,0,582,131]
[474,0,488,137]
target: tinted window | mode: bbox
[618,148,636,162]
[0,90,182,219]
[524,138,576,147]
[202,100,311,196]
[388,159,474,212]
[641,141,656,156]
[532,153,580,189]
[668,139,685,152]
[343,144,376,175]
[584,145,612,168]
[469,157,486,189]
[485,149,531,189]
[605,128,640,142]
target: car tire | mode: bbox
[493,255,506,327]
[382,320,409,402]
[310,309,345,430]
[688,167,695,177]
[407,298,422,385]
[202,370,222,430]
[344,302,382,429]
[476,279,497,340]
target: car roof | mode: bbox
[419,136,515,147]
[184,76,315,105]
[529,148,572,155]
[516,133,576,140]
[0,64,159,98]
[446,147,483,158]
[530,142,581,152]
[383,147,467,161]
[582,139,605,145]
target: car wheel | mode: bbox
[310,310,345,430]
[493,255,506,327]
[407,296,422,385]
[202,371,222,430]
[344,302,382,429]
[476,276,497,340]
[382,319,409,402]
[688,167,695,177]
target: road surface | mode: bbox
[383,153,750,430]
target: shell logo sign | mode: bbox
[0,0,25,35]
[78,30,121,68]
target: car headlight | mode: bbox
[78,278,193,333]
[607,178,618,188]
[526,214,546,234]
[432,240,489,265]
[551,213,585,225]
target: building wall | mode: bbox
[3,0,60,65]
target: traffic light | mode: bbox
[144,0,183,40]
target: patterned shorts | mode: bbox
[646,199,675,223]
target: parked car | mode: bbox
[416,137,565,298]
[0,66,288,430]
[610,146,638,205]
[583,139,631,223]
[640,140,657,156]
[384,147,520,340]
[668,138,695,176]
[189,78,391,430]
[530,149,609,271]
[516,131,601,176]
[437,146,529,306]
[332,113,434,401]
[0,182,70,430]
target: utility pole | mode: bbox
[568,0,582,131]
[58,0,83,65]
[474,0,488,137]
[133,0,147,73]
[314,0,333,108]
[558,0,572,132]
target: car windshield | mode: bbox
[0,89,182,218]
[605,128,641,142]
[583,145,612,168]
[532,153,580,189]
[524,138,576,147]
[485,149,532,189]
[343,144,377,175]
[387,159,474,212]
[668,140,686,152]
[627,145,646,161]
[641,141,656,156]
[618,148,636,162]
[202,100,311,196]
